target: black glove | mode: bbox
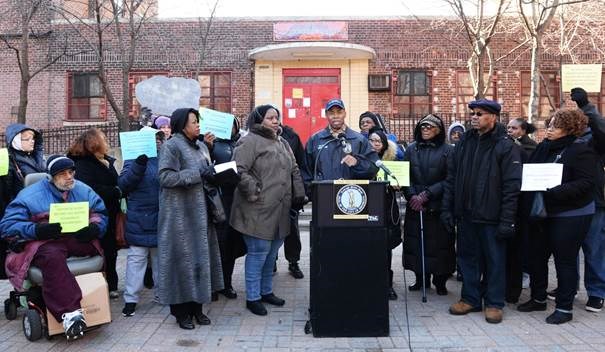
[291,196,308,211]
[496,222,516,240]
[74,223,101,243]
[213,168,240,187]
[571,87,589,108]
[35,223,62,240]
[440,211,455,233]
[135,154,149,166]
[199,164,215,180]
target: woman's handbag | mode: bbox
[529,192,547,220]
[115,198,128,248]
[204,183,227,224]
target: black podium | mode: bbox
[307,180,389,337]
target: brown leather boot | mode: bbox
[449,300,481,315]
[484,307,503,324]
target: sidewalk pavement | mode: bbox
[1,229,604,352]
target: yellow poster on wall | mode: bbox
[292,88,304,99]
[561,64,602,93]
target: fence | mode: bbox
[0,121,140,155]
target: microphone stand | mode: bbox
[313,138,340,181]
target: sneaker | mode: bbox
[586,296,604,312]
[122,303,136,317]
[288,262,304,279]
[522,273,530,289]
[547,288,557,301]
[546,310,572,324]
[517,299,547,312]
[109,291,120,299]
[62,309,87,340]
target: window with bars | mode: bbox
[520,71,560,119]
[393,70,431,116]
[67,72,106,121]
[128,71,169,118]
[198,72,232,113]
[456,71,497,114]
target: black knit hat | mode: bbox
[46,155,75,176]
[247,105,280,129]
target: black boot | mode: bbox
[288,261,304,279]
[261,293,285,306]
[409,273,430,291]
[177,315,195,330]
[191,304,211,325]
[246,300,267,316]
[219,287,237,299]
[546,310,572,324]
[517,300,547,312]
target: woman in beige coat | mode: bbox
[230,105,305,316]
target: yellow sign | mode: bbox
[292,88,304,99]
[0,148,8,176]
[376,161,410,187]
[561,64,603,93]
[49,202,89,233]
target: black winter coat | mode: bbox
[68,154,121,236]
[281,125,305,169]
[402,116,455,275]
[529,137,597,214]
[442,123,522,225]
[578,103,605,208]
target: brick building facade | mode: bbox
[1,1,604,142]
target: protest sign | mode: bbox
[200,108,235,140]
[521,163,564,191]
[561,64,602,93]
[119,130,158,160]
[49,202,89,233]
[0,148,8,176]
[135,76,201,116]
[376,161,410,186]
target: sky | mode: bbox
[158,0,461,18]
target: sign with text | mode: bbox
[273,21,348,41]
[376,161,410,187]
[561,64,603,93]
[0,148,8,176]
[200,108,235,140]
[521,163,564,191]
[119,130,158,160]
[49,202,89,233]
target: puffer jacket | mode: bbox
[5,124,45,198]
[118,158,159,247]
[403,115,453,212]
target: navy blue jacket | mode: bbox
[118,158,159,247]
[302,127,379,190]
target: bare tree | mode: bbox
[516,0,589,121]
[53,0,155,131]
[0,0,67,124]
[193,0,219,77]
[442,0,511,99]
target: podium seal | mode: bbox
[335,184,367,215]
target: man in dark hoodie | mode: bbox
[441,99,522,324]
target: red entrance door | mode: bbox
[282,68,340,144]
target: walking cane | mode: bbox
[419,210,427,303]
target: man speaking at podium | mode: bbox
[302,98,379,190]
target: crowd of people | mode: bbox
[0,87,604,340]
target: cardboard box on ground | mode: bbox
[46,272,112,336]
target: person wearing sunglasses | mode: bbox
[402,114,455,297]
[442,99,522,324]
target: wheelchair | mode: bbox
[2,173,105,341]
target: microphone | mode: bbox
[338,133,352,154]
[375,160,393,176]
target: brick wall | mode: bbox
[0,12,603,133]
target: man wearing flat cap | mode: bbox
[0,155,108,340]
[441,99,522,324]
[302,98,378,193]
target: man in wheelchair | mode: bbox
[0,155,107,340]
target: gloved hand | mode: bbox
[74,223,101,243]
[199,164,215,181]
[8,239,27,253]
[440,211,455,233]
[496,222,516,240]
[417,191,430,205]
[408,195,424,212]
[35,223,62,240]
[571,87,589,108]
[292,195,308,211]
[135,154,149,166]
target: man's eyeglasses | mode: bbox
[470,111,486,117]
[420,124,435,130]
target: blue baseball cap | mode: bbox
[325,98,345,111]
[468,99,501,115]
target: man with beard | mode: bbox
[0,155,107,340]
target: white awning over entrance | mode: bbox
[248,42,376,61]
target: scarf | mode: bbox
[530,135,576,163]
